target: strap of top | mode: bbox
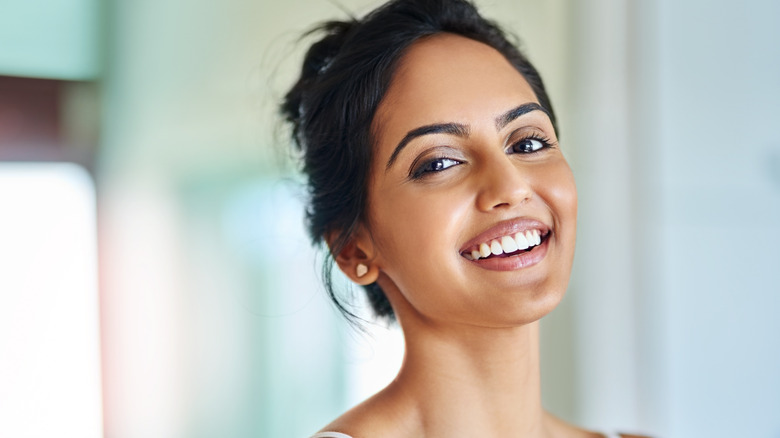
[310,433,354,438]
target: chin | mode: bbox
[493,282,568,327]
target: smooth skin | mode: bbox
[325,34,614,438]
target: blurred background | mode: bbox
[0,0,778,437]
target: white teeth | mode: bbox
[514,232,529,249]
[500,235,518,253]
[524,230,535,246]
[466,229,544,260]
[490,240,503,255]
[479,242,491,258]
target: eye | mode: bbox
[411,157,462,179]
[507,138,548,154]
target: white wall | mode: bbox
[570,0,780,436]
[654,0,780,436]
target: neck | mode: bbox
[392,319,547,437]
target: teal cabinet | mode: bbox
[0,0,100,79]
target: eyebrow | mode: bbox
[385,123,469,170]
[495,102,549,131]
[385,102,549,171]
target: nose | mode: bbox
[475,154,533,212]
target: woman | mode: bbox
[282,0,642,437]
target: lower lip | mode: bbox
[464,236,550,271]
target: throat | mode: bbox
[397,323,545,432]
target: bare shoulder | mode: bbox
[316,384,418,438]
[320,400,654,438]
[543,412,652,438]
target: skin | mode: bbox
[325,34,604,438]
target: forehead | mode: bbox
[373,33,538,142]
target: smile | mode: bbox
[461,229,547,261]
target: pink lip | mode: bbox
[458,217,550,254]
[468,237,549,271]
[459,217,552,272]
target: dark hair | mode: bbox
[281,0,557,323]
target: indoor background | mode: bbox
[0,0,778,437]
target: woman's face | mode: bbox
[364,34,577,328]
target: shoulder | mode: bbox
[312,383,418,438]
[544,414,653,438]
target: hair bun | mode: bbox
[281,20,357,145]
[303,21,356,76]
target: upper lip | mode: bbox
[458,217,551,254]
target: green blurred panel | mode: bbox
[0,0,100,79]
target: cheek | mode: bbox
[539,159,577,221]
[541,160,578,280]
[371,182,471,263]
[367,182,474,310]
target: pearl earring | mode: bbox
[356,263,368,278]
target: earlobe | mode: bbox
[336,251,380,286]
[328,227,380,285]
[350,262,379,285]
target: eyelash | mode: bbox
[505,134,554,154]
[410,156,461,179]
[409,134,554,180]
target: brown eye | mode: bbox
[412,157,462,179]
[508,138,546,154]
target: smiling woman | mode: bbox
[365,33,576,330]
[281,0,643,437]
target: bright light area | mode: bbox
[345,321,405,405]
[0,163,102,437]
[341,290,405,405]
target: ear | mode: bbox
[328,226,380,286]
